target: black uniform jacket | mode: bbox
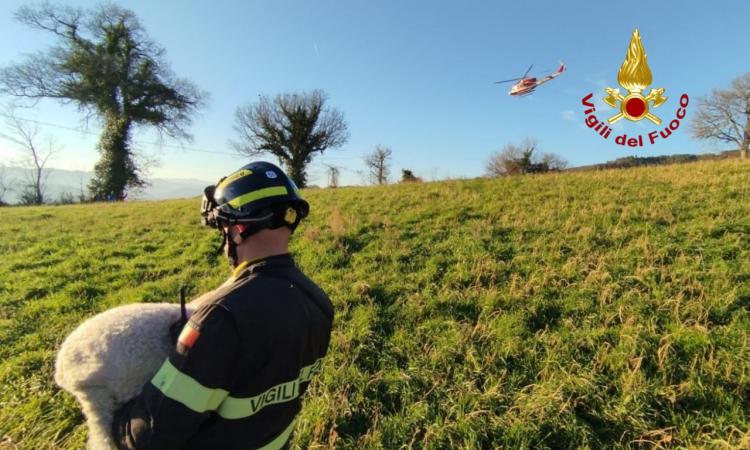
[112,254,334,450]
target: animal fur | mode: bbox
[54,288,220,450]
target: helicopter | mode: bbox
[495,62,566,96]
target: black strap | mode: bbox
[169,286,190,345]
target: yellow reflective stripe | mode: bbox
[256,420,295,450]
[232,256,264,279]
[299,358,323,383]
[217,169,252,190]
[150,359,229,413]
[217,358,324,419]
[219,380,298,419]
[150,356,325,420]
[226,186,288,208]
[232,260,252,279]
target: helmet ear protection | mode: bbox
[201,183,221,228]
[284,207,297,225]
[283,206,302,230]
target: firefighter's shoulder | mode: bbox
[220,273,295,311]
[177,302,239,354]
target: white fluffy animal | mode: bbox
[54,288,220,450]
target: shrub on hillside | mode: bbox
[487,139,567,176]
[401,169,422,183]
[57,192,76,205]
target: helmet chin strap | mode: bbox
[218,221,258,269]
[215,230,240,268]
[215,207,298,269]
[227,237,239,268]
[219,225,247,268]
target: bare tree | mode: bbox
[0,108,57,204]
[325,164,340,188]
[692,73,750,159]
[486,139,567,176]
[364,145,392,184]
[539,152,568,171]
[78,175,89,203]
[232,90,349,188]
[486,139,536,176]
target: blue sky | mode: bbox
[0,1,747,186]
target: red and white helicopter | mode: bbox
[495,62,566,96]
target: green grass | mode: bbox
[1,159,749,449]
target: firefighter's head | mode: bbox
[200,161,309,267]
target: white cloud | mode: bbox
[561,110,576,121]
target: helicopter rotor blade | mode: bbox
[523,64,534,78]
[494,77,522,84]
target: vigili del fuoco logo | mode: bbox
[581,28,689,147]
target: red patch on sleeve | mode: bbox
[178,323,200,349]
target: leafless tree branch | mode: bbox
[692,73,750,159]
[364,145,392,184]
[0,106,58,204]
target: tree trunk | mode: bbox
[742,114,750,160]
[89,115,141,200]
[287,153,308,188]
[35,165,43,204]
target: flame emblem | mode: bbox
[603,29,667,125]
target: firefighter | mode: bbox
[112,161,334,450]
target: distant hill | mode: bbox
[0,167,211,203]
[568,149,740,171]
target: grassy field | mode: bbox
[1,159,749,449]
